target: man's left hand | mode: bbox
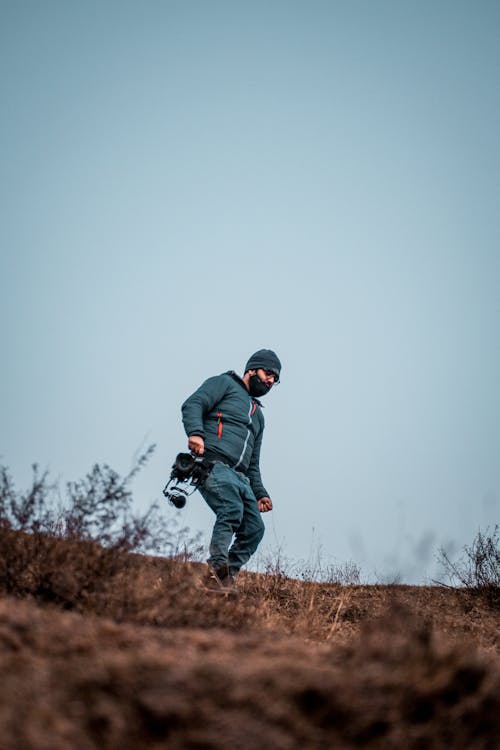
[257,496,273,513]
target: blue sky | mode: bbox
[1,1,499,582]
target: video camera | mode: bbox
[162,452,213,509]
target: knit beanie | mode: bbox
[244,349,282,379]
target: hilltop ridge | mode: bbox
[0,532,498,748]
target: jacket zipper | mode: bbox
[234,400,254,469]
[216,411,223,438]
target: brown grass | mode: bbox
[0,530,498,749]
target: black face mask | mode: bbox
[248,373,271,398]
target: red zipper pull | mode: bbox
[217,411,223,437]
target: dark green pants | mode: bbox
[199,462,265,575]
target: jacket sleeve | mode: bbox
[246,418,269,500]
[181,375,229,439]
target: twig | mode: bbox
[326,594,345,640]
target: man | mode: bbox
[181,349,281,589]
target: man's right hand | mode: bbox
[188,436,205,455]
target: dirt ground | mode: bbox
[0,548,499,749]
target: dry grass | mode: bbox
[0,529,499,749]
[2,457,498,747]
[0,588,498,750]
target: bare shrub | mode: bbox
[436,526,500,605]
[0,447,200,610]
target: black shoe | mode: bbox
[205,564,235,591]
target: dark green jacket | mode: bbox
[181,371,268,500]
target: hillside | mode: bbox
[0,533,499,749]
